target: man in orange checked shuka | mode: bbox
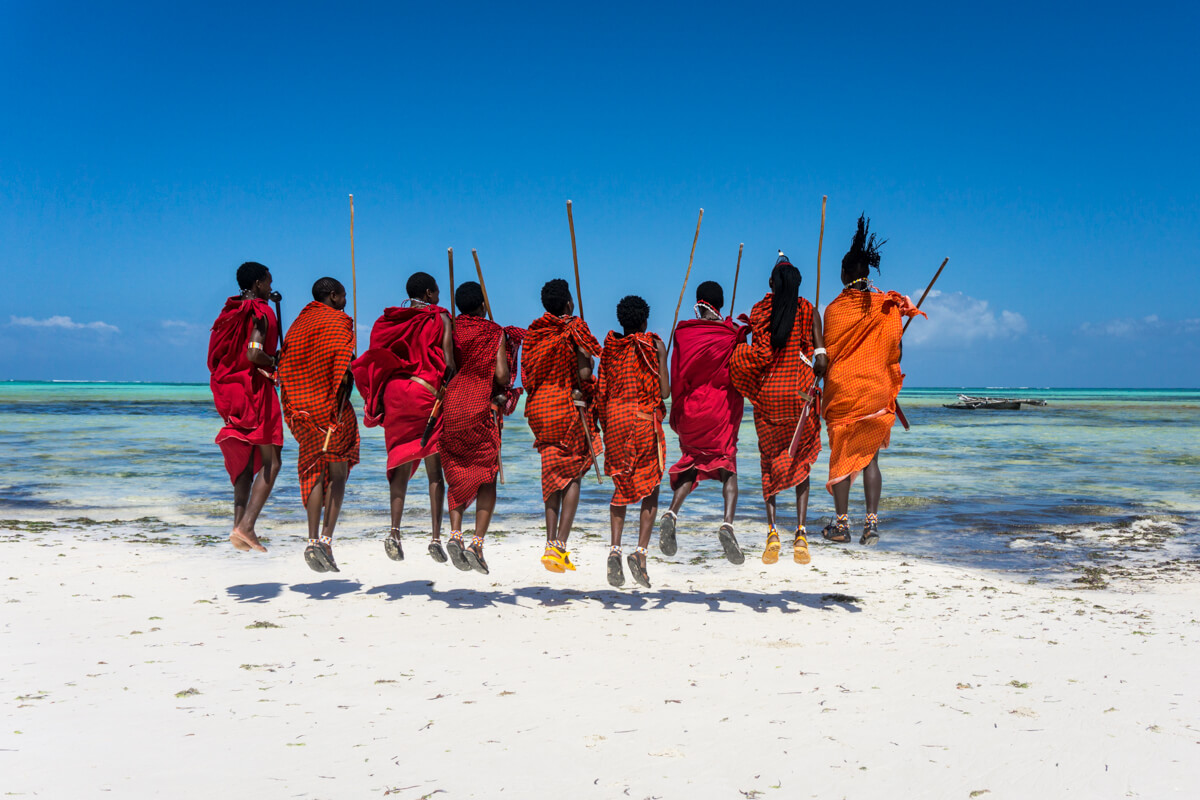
[277,277,360,574]
[821,215,924,546]
[207,261,284,554]
[521,278,603,574]
[351,271,456,563]
[730,254,828,566]
[597,295,670,589]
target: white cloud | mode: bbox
[9,315,120,334]
[1079,315,1200,338]
[903,290,1027,346]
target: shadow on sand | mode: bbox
[224,578,862,613]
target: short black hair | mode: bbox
[406,271,438,300]
[616,295,650,333]
[236,261,270,290]
[541,278,572,315]
[696,280,724,310]
[312,277,345,301]
[841,214,885,283]
[455,281,485,315]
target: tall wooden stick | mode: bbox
[349,194,358,351]
[566,200,584,320]
[447,248,456,318]
[904,257,949,335]
[667,208,704,354]
[729,243,744,317]
[815,195,827,309]
[471,249,494,321]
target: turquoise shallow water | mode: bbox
[0,382,1197,576]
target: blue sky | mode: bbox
[1,1,1197,386]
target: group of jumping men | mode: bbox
[207,215,924,588]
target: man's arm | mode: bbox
[493,333,510,398]
[656,337,670,399]
[441,313,457,382]
[575,346,593,384]
[246,314,275,368]
[812,314,828,378]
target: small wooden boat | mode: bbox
[943,394,1048,410]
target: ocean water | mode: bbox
[0,382,1197,578]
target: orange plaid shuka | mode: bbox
[729,294,820,499]
[821,287,924,492]
[277,301,360,506]
[439,315,525,509]
[521,313,603,502]
[598,331,666,506]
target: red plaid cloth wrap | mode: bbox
[350,304,449,480]
[598,330,666,506]
[439,314,525,509]
[668,317,748,490]
[521,313,603,502]
[278,301,361,506]
[207,296,283,483]
[729,293,821,499]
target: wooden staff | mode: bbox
[349,194,358,350]
[323,196,360,452]
[729,243,744,317]
[815,195,827,309]
[903,257,950,335]
[447,247,456,318]
[494,406,506,485]
[566,200,584,320]
[891,256,950,432]
[471,249,494,321]
[667,208,704,354]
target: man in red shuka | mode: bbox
[438,281,524,575]
[598,295,670,589]
[351,271,456,563]
[659,280,748,565]
[207,261,284,554]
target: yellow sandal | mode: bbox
[541,541,576,573]
[761,529,781,565]
[793,529,811,565]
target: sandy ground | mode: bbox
[3,526,1199,799]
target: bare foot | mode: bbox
[231,527,267,553]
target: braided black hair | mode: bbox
[840,214,886,285]
[311,277,345,301]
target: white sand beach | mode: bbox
[3,525,1198,799]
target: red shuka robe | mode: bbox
[350,303,449,480]
[822,287,924,492]
[521,313,603,502]
[730,294,821,499]
[278,301,361,506]
[207,296,283,483]
[668,317,747,490]
[598,330,666,506]
[439,314,525,509]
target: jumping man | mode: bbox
[207,261,284,553]
[350,271,456,562]
[521,279,603,573]
[598,295,669,588]
[660,280,747,564]
[821,216,924,545]
[730,254,828,565]
[438,281,524,575]
[277,277,360,573]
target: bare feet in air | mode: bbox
[230,527,267,553]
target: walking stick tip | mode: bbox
[566,199,572,206]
